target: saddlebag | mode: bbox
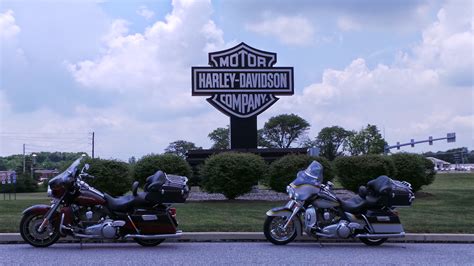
[144,171,189,203]
[367,176,414,207]
[366,210,404,233]
[130,208,177,234]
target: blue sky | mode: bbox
[0,0,472,160]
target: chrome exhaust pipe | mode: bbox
[73,233,103,239]
[356,232,405,238]
[124,230,183,240]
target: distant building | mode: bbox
[34,169,59,181]
[427,157,451,170]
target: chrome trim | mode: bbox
[124,231,183,240]
[74,233,102,239]
[141,215,158,221]
[283,205,301,229]
[356,232,405,238]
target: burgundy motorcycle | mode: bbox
[20,158,189,247]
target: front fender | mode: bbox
[22,204,61,228]
[266,206,303,236]
[22,204,52,216]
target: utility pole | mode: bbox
[22,144,26,173]
[92,132,95,159]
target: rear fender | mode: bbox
[266,207,303,236]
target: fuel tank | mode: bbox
[74,190,106,206]
[312,189,340,208]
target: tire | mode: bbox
[134,238,164,247]
[20,213,60,248]
[264,216,297,245]
[359,237,387,246]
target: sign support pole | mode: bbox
[230,116,257,149]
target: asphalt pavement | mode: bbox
[1,242,473,265]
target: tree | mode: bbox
[208,127,230,149]
[314,126,353,161]
[165,140,202,158]
[260,114,310,148]
[128,156,137,165]
[346,124,386,155]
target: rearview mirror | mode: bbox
[84,164,90,171]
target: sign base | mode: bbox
[230,116,257,149]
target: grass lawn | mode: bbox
[0,173,473,233]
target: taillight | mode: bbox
[169,208,177,219]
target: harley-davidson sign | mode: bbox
[192,42,294,118]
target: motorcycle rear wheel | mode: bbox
[20,213,60,248]
[134,238,164,247]
[264,216,297,245]
[359,237,387,246]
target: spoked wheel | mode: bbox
[359,237,387,246]
[264,216,297,245]
[20,213,60,248]
[134,238,164,247]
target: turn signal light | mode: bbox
[169,208,177,219]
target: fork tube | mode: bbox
[283,206,301,229]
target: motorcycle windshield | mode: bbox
[292,161,323,186]
[292,171,321,186]
[49,157,82,186]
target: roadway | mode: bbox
[1,242,473,265]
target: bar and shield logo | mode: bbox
[192,43,294,118]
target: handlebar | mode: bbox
[79,173,95,180]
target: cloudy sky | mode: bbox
[0,0,472,160]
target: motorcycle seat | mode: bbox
[105,192,154,213]
[104,194,135,213]
[340,196,368,213]
[367,176,393,195]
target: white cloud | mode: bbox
[408,0,474,87]
[68,0,226,97]
[246,15,314,46]
[137,5,155,20]
[0,102,225,159]
[265,1,473,149]
[337,16,361,31]
[0,10,20,40]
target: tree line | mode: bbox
[165,113,387,161]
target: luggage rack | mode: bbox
[392,179,412,190]
[164,173,188,185]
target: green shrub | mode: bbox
[423,157,437,186]
[86,158,131,196]
[133,154,192,186]
[335,155,396,192]
[268,154,334,193]
[390,153,436,192]
[200,152,267,199]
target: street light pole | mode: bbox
[31,154,37,179]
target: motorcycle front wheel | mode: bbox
[20,213,60,248]
[264,216,297,245]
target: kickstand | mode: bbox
[316,237,323,248]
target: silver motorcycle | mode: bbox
[264,161,414,246]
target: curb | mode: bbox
[1,233,473,244]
